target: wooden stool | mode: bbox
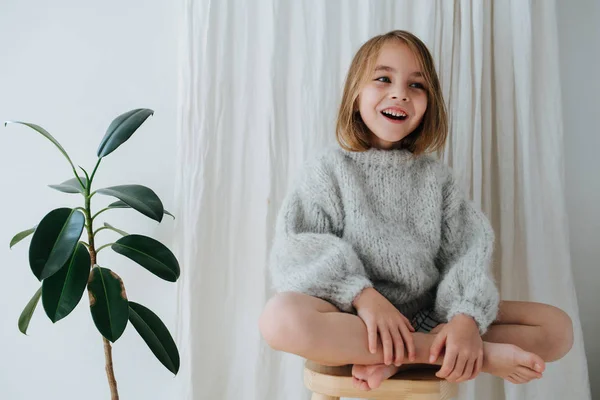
[304,361,458,400]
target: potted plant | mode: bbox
[6,108,180,399]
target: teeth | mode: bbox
[383,109,407,117]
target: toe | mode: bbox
[517,366,542,380]
[359,380,371,391]
[515,372,534,383]
[517,350,545,373]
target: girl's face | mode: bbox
[357,41,428,149]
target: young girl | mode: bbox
[259,30,573,391]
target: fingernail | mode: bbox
[429,355,435,363]
[534,364,542,372]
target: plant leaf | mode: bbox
[104,222,129,236]
[10,226,37,249]
[128,301,180,374]
[111,234,180,282]
[88,267,129,342]
[42,243,91,323]
[29,208,85,280]
[18,287,42,335]
[108,200,174,219]
[4,121,77,171]
[96,185,164,222]
[48,176,88,194]
[97,109,154,158]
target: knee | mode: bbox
[259,292,313,352]
[544,306,574,361]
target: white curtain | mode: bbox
[173,1,591,399]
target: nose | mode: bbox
[390,85,409,102]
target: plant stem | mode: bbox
[103,336,119,400]
[92,207,110,221]
[95,243,114,254]
[83,170,119,399]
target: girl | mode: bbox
[259,30,573,391]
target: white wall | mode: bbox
[0,1,179,399]
[557,0,600,397]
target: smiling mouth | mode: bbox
[381,110,408,121]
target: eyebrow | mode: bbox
[374,65,423,77]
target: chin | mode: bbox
[373,133,409,145]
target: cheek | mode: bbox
[415,95,428,117]
[358,87,381,108]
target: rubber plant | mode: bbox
[6,108,180,400]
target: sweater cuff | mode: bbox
[329,275,373,313]
[446,301,497,335]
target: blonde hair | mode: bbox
[336,30,448,155]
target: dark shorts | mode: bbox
[410,308,442,333]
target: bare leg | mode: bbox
[259,293,558,369]
[259,292,388,366]
[482,301,573,362]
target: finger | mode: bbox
[401,315,416,332]
[392,326,405,366]
[447,353,468,382]
[507,374,519,385]
[456,358,475,383]
[380,326,394,365]
[436,347,457,379]
[429,332,447,364]
[367,321,378,354]
[399,322,416,362]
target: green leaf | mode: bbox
[10,226,36,249]
[104,222,129,236]
[48,176,88,194]
[4,121,77,172]
[108,200,175,219]
[29,208,85,280]
[42,243,91,323]
[128,301,180,374]
[111,234,180,282]
[97,108,154,158]
[96,185,164,222]
[18,287,42,335]
[88,267,129,342]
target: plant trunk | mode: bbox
[103,337,119,400]
[85,192,120,399]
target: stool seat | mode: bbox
[303,360,458,400]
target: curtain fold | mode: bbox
[174,1,591,398]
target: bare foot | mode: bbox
[352,363,401,391]
[483,341,545,384]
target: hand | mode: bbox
[352,287,416,366]
[429,314,483,383]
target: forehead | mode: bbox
[372,41,421,73]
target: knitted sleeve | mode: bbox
[268,158,372,312]
[434,168,500,334]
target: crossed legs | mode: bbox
[259,292,573,389]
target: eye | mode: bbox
[410,82,425,90]
[375,76,391,83]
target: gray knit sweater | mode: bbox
[269,147,499,334]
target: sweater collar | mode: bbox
[341,147,416,167]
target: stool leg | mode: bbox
[310,393,339,400]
